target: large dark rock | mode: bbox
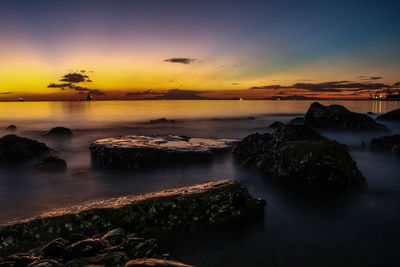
[376,108,400,121]
[43,127,73,138]
[90,135,237,169]
[40,238,66,258]
[101,228,126,246]
[65,251,130,267]
[65,238,106,258]
[273,124,326,142]
[34,156,67,172]
[304,102,388,131]
[370,135,400,153]
[125,258,193,267]
[0,135,50,162]
[0,180,264,256]
[234,124,366,190]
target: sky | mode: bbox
[0,0,399,100]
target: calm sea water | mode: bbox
[0,100,400,267]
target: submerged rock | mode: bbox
[5,125,16,130]
[268,121,284,129]
[289,117,305,125]
[149,118,175,123]
[304,102,388,131]
[234,124,366,190]
[376,108,400,121]
[34,156,67,172]
[90,135,237,169]
[370,135,400,153]
[0,135,50,162]
[0,180,264,256]
[43,127,73,138]
[125,258,193,267]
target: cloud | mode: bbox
[60,73,91,83]
[150,89,212,100]
[0,92,12,95]
[231,83,240,85]
[164,58,196,64]
[359,75,384,80]
[47,83,71,88]
[250,80,391,92]
[88,89,106,95]
[125,89,158,96]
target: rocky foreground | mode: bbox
[90,135,237,169]
[0,180,265,266]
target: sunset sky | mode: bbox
[0,0,399,100]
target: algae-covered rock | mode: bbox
[101,228,126,246]
[261,140,366,189]
[0,180,264,256]
[90,135,237,169]
[27,259,62,267]
[65,251,130,267]
[125,258,193,267]
[0,135,50,162]
[305,102,388,131]
[234,124,366,190]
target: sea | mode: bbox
[0,100,399,266]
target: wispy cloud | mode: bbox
[164,58,196,64]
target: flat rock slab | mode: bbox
[0,180,265,256]
[90,135,237,169]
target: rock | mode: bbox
[376,108,400,121]
[367,112,375,115]
[149,118,175,123]
[65,251,130,267]
[233,133,275,166]
[5,125,16,131]
[289,117,304,125]
[90,135,237,169]
[43,127,73,138]
[304,102,388,131]
[34,156,67,172]
[101,228,126,246]
[0,180,264,256]
[370,135,400,152]
[125,258,193,267]
[4,253,39,266]
[261,139,366,189]
[27,259,62,267]
[268,121,284,129]
[40,238,66,258]
[234,124,366,190]
[273,124,326,142]
[0,135,50,162]
[65,238,106,258]
[122,238,159,259]
[68,234,87,244]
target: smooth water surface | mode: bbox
[0,100,399,266]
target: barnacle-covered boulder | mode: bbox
[90,135,237,169]
[304,102,388,131]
